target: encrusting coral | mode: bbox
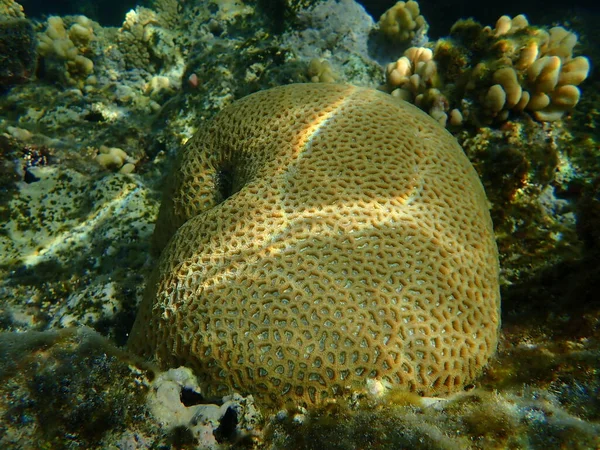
[382,13,591,126]
[128,83,501,407]
[117,8,159,70]
[117,6,182,72]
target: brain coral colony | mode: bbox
[1,0,599,448]
[128,83,501,407]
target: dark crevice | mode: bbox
[215,162,238,203]
[180,387,204,407]
[214,406,238,443]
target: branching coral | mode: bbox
[384,47,458,126]
[382,14,591,126]
[378,0,428,46]
[94,145,136,174]
[307,58,336,82]
[0,0,24,18]
[37,15,95,88]
[482,20,590,121]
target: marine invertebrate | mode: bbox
[383,15,591,125]
[117,6,182,72]
[37,15,95,88]
[482,23,590,121]
[307,58,336,82]
[378,0,428,45]
[95,145,136,173]
[0,0,24,18]
[384,47,459,126]
[117,8,158,70]
[128,83,501,407]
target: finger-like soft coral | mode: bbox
[378,0,428,45]
[37,15,95,88]
[383,14,591,125]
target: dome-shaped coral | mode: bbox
[128,83,501,407]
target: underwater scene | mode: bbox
[1,0,599,448]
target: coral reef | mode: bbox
[267,383,600,449]
[95,145,137,173]
[0,328,151,447]
[382,13,591,126]
[456,122,580,286]
[0,0,23,18]
[148,367,262,448]
[307,58,336,82]
[482,21,590,122]
[0,136,157,339]
[266,275,600,450]
[116,6,182,72]
[0,0,598,447]
[279,0,382,88]
[128,83,500,407]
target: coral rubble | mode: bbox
[0,328,262,449]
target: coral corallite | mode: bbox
[128,83,501,406]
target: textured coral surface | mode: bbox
[1,0,599,447]
[129,83,500,406]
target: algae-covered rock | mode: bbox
[0,328,152,447]
[0,328,265,449]
[0,136,157,339]
[0,18,36,91]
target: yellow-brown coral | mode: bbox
[379,0,428,44]
[128,83,500,407]
[37,15,95,87]
[385,15,590,125]
[307,58,336,83]
[0,0,24,18]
